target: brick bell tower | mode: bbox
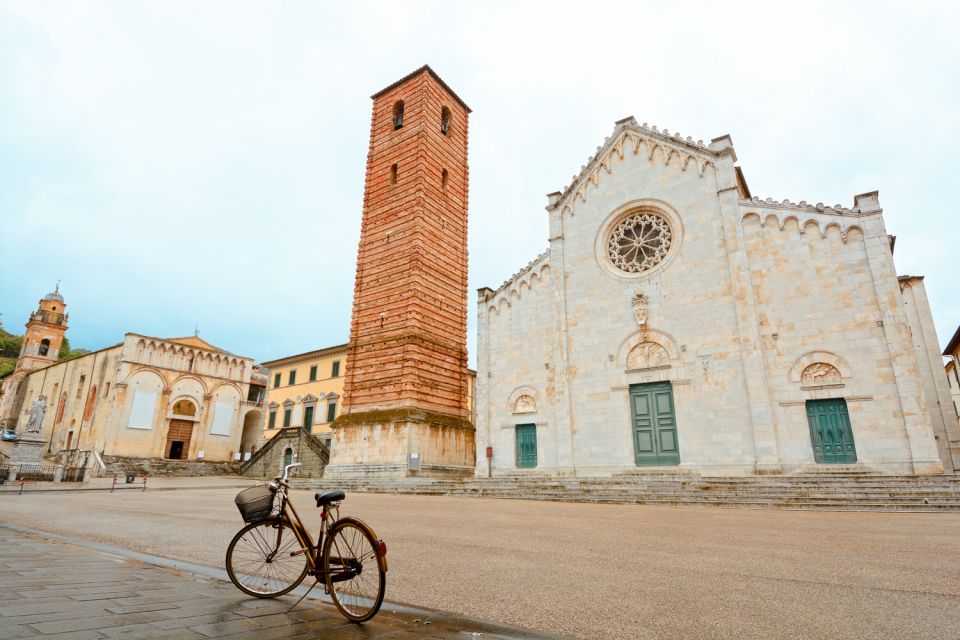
[328,66,475,478]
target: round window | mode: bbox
[606,211,673,274]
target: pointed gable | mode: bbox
[546,116,732,217]
[164,336,234,355]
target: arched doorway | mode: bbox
[283,447,293,469]
[166,399,197,460]
[240,410,261,460]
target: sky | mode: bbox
[1,1,958,366]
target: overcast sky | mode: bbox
[1,1,957,365]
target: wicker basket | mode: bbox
[235,485,276,523]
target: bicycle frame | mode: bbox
[267,463,372,585]
[269,464,331,579]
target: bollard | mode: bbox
[111,474,117,493]
[18,476,24,496]
[142,475,147,492]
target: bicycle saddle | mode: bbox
[315,490,345,507]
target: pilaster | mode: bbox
[711,139,781,473]
[859,196,943,474]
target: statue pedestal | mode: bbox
[10,431,46,467]
[8,432,47,482]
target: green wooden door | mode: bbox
[630,382,680,466]
[806,399,857,463]
[303,406,314,433]
[515,424,537,468]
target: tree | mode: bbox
[0,333,22,359]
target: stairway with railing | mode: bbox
[240,427,330,478]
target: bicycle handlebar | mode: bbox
[282,462,302,483]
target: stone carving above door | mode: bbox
[513,395,536,414]
[801,362,842,386]
[626,341,669,370]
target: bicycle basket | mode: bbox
[235,485,275,523]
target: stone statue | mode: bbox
[24,397,47,433]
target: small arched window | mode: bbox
[440,106,451,135]
[39,339,50,356]
[390,164,398,184]
[393,100,404,130]
[441,169,449,189]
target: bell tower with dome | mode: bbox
[17,284,69,374]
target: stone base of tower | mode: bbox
[326,408,475,479]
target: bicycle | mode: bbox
[225,463,388,622]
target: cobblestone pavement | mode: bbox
[0,525,568,640]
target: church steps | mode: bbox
[294,474,960,510]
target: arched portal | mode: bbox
[240,411,261,460]
[283,447,293,469]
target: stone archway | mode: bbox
[240,410,262,460]
[166,398,198,460]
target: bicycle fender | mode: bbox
[337,516,388,573]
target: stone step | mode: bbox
[297,474,960,511]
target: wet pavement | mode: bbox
[0,524,571,639]
[4,478,960,638]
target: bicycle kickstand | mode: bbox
[285,578,320,613]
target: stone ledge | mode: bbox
[333,407,475,431]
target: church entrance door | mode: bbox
[805,398,857,464]
[166,420,194,460]
[630,382,680,466]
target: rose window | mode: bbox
[607,212,673,273]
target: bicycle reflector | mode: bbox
[379,540,387,556]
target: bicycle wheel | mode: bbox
[322,517,386,622]
[226,518,309,598]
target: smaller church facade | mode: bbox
[0,290,263,465]
[476,118,959,477]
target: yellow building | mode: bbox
[259,344,476,452]
[260,344,348,449]
[945,326,960,430]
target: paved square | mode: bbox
[0,525,565,639]
[3,477,960,638]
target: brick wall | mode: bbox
[342,67,471,419]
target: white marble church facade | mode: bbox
[476,117,959,477]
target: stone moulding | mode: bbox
[483,252,552,314]
[507,385,538,413]
[740,210,867,243]
[549,120,720,218]
[618,327,681,368]
[788,351,852,383]
[332,407,475,431]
